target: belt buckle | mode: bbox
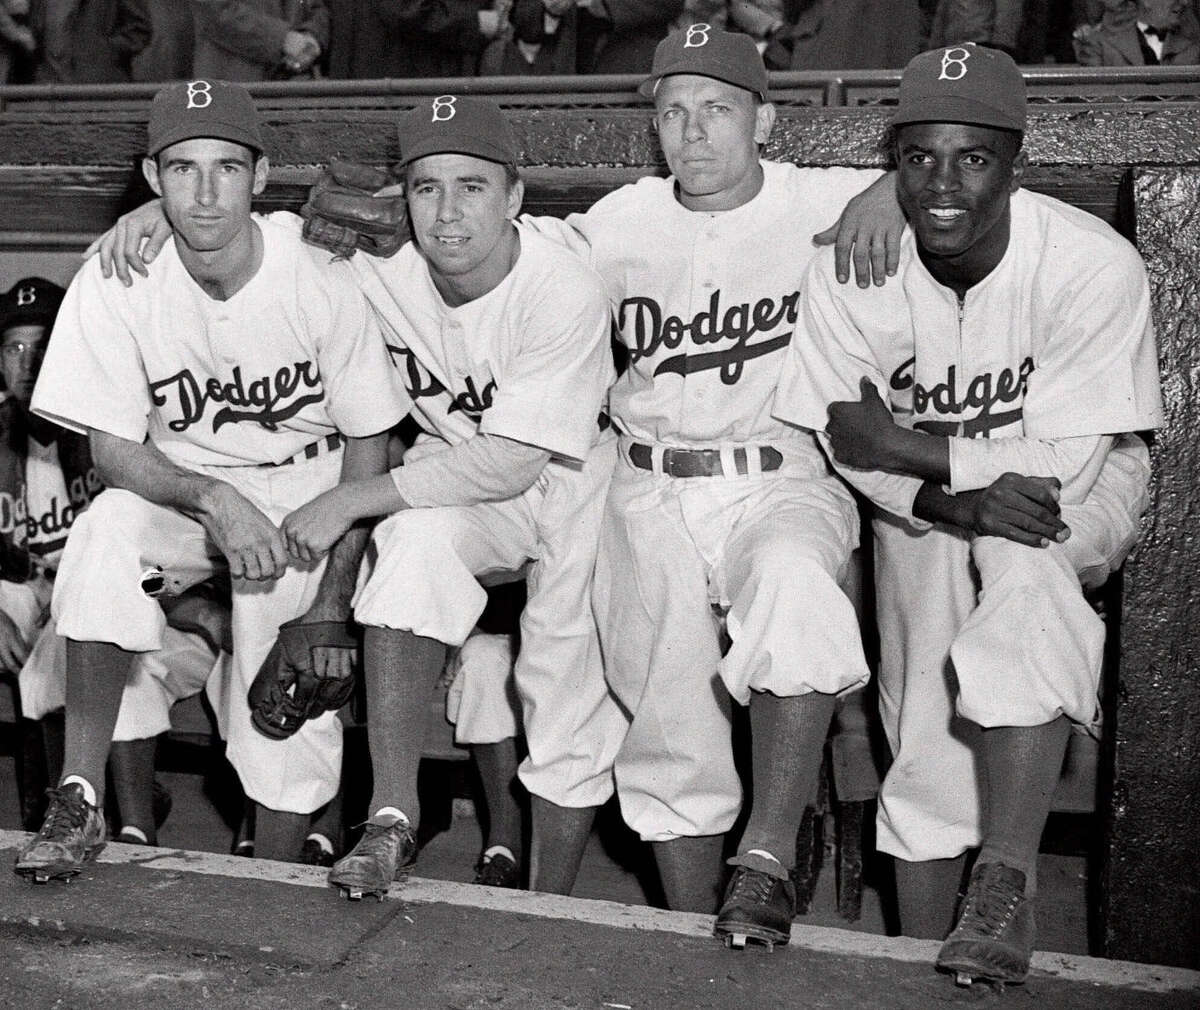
[662,447,685,478]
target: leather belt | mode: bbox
[270,432,343,467]
[626,442,783,478]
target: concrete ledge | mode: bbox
[2,829,1194,997]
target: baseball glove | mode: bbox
[300,160,409,259]
[248,617,359,740]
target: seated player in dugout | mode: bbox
[0,276,226,848]
[15,79,408,883]
[774,44,1163,986]
[86,57,906,921]
[85,95,625,902]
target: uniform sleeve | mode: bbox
[775,252,926,525]
[31,261,152,443]
[1022,247,1164,438]
[307,257,413,438]
[479,269,613,463]
[949,433,1111,505]
[390,433,550,508]
[516,213,595,261]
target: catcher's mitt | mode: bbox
[248,617,359,740]
[300,160,409,259]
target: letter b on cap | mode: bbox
[15,286,36,307]
[938,47,971,81]
[186,80,213,109]
[431,95,457,123]
[684,23,711,47]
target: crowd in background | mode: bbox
[0,0,1197,87]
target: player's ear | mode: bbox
[252,154,270,196]
[142,156,163,197]
[754,101,776,146]
[505,177,524,220]
[1009,149,1027,193]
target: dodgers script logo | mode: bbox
[620,289,799,385]
[386,345,497,423]
[890,355,1035,437]
[149,362,323,433]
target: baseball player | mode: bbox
[0,275,221,845]
[775,45,1163,984]
[15,79,408,882]
[517,25,905,948]
[271,96,623,901]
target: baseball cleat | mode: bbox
[327,816,416,901]
[936,862,1034,986]
[713,865,796,952]
[473,851,521,889]
[14,783,107,884]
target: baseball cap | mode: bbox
[146,79,266,158]
[0,277,65,336]
[639,24,769,102]
[893,44,1026,133]
[397,96,519,169]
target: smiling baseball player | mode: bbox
[275,96,625,901]
[775,45,1164,984]
[16,79,407,882]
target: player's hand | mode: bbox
[812,171,904,288]
[281,487,354,564]
[82,199,172,287]
[0,610,31,675]
[198,482,290,581]
[826,377,898,470]
[962,473,1069,548]
[294,599,356,682]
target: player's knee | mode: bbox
[372,508,460,564]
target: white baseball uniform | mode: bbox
[31,212,409,814]
[526,160,879,841]
[775,188,1164,861]
[6,429,221,741]
[347,223,627,811]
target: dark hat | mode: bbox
[147,79,265,157]
[0,277,65,336]
[397,96,519,169]
[639,24,769,102]
[893,44,1026,133]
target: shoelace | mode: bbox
[960,870,1020,937]
[39,787,89,840]
[728,868,776,905]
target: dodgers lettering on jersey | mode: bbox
[149,360,323,433]
[540,160,882,447]
[385,343,498,431]
[32,213,408,468]
[889,352,1036,439]
[351,223,613,465]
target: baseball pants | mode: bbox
[874,435,1151,862]
[353,436,625,810]
[592,437,870,843]
[50,450,345,814]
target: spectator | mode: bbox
[0,0,37,84]
[576,0,685,73]
[769,0,920,70]
[189,0,328,82]
[131,2,195,82]
[1074,0,1199,64]
[480,0,576,76]
[326,0,510,79]
[927,0,1024,57]
[30,0,150,83]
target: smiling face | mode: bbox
[653,74,775,212]
[143,137,268,256]
[405,153,523,304]
[896,122,1026,288]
